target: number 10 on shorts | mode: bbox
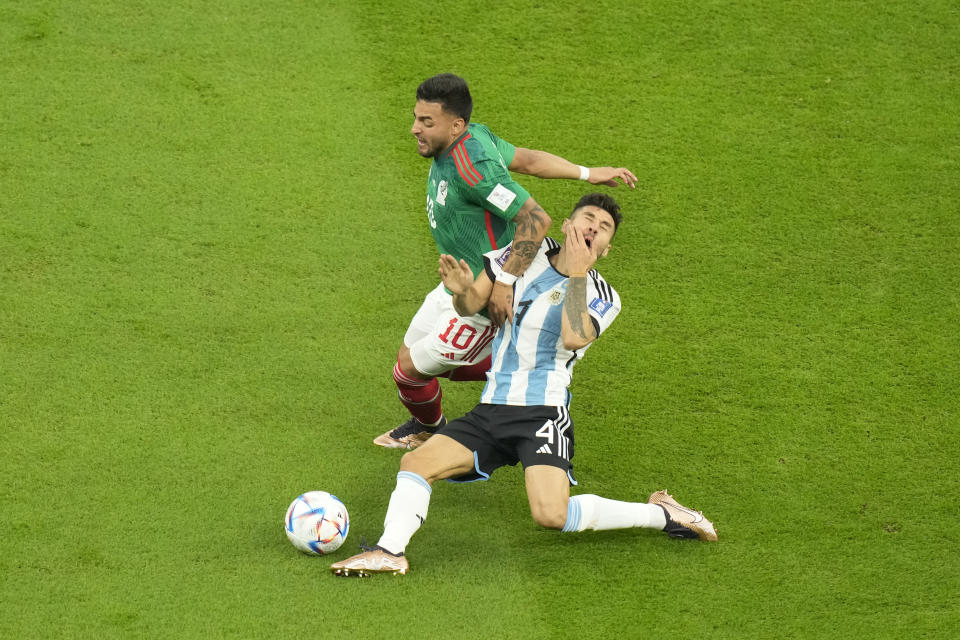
[438,317,478,350]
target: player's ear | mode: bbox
[560,218,570,234]
[599,244,610,258]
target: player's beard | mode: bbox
[417,140,441,158]
[415,134,448,158]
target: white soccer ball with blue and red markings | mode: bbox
[284,491,349,555]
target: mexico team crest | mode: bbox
[436,180,448,206]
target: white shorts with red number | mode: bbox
[404,283,497,377]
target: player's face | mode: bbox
[411,100,465,158]
[567,205,616,258]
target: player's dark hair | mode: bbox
[417,73,473,122]
[573,193,622,232]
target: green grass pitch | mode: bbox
[2,1,958,638]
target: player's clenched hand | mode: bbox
[587,167,638,189]
[438,254,474,295]
[488,282,514,328]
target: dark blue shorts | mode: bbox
[438,403,577,486]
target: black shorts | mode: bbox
[438,403,577,486]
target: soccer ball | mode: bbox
[284,491,350,555]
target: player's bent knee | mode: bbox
[396,346,428,380]
[400,436,476,484]
[398,446,448,484]
[399,449,427,474]
[530,504,568,530]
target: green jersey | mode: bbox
[425,123,532,278]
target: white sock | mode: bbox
[561,494,667,532]
[377,471,432,555]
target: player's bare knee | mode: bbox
[396,346,412,373]
[399,449,426,474]
[399,448,443,483]
[531,504,567,530]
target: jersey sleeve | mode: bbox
[489,130,517,167]
[586,274,621,336]
[465,160,530,223]
[453,134,530,223]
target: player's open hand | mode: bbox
[563,224,597,275]
[438,254,474,295]
[588,167,637,189]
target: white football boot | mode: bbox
[648,490,718,541]
[330,546,409,577]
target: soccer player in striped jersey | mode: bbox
[376,73,638,450]
[333,194,717,577]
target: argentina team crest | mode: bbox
[549,289,564,305]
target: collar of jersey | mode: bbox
[440,130,472,158]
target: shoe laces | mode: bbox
[388,417,427,439]
[357,536,376,553]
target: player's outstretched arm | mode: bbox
[509,148,637,188]
[438,254,493,318]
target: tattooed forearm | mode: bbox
[512,241,539,258]
[564,275,593,342]
[502,200,552,276]
[502,240,539,275]
[514,204,549,237]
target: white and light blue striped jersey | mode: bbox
[480,238,621,407]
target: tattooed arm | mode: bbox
[488,197,552,327]
[561,274,598,350]
[500,198,552,276]
[561,224,599,350]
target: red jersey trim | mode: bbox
[484,210,498,249]
[452,135,483,186]
[458,135,483,182]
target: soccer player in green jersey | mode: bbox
[375,73,637,450]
